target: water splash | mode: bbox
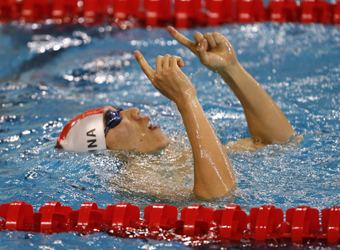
[0,23,339,249]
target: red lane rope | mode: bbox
[0,201,339,245]
[0,0,339,27]
[1,0,339,246]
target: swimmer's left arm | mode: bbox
[134,51,236,200]
[168,27,295,146]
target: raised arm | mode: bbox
[134,51,236,200]
[168,26,294,145]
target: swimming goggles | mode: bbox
[104,108,123,136]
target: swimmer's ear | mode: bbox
[134,50,155,81]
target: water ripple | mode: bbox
[0,23,339,249]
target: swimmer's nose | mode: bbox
[122,108,143,121]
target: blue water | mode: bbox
[0,23,339,249]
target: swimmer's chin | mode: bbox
[129,136,170,154]
[141,137,171,154]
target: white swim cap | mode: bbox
[56,107,107,152]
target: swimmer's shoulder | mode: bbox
[224,138,263,152]
[224,134,304,153]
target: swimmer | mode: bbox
[56,30,296,200]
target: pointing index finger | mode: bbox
[134,50,155,81]
[167,26,196,54]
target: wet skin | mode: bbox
[105,107,170,153]
[106,27,295,200]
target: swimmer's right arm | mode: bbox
[168,27,294,145]
[134,51,236,200]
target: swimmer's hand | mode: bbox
[167,26,238,73]
[134,51,196,106]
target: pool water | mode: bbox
[0,22,339,249]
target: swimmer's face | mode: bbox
[105,108,170,153]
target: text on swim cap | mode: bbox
[86,129,97,149]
